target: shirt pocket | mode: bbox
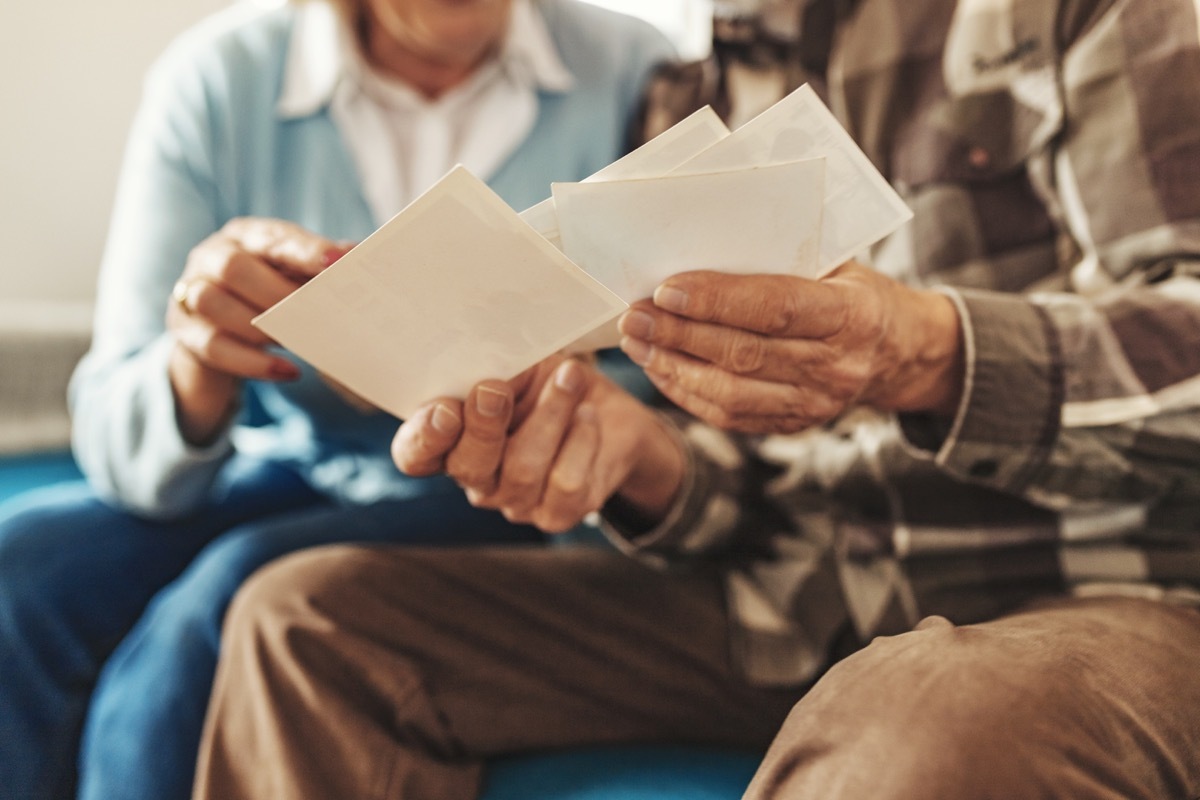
[890,83,1062,190]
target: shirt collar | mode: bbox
[276,0,573,120]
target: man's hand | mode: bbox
[616,261,964,434]
[392,356,686,534]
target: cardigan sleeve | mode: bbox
[69,41,237,519]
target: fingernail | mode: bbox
[554,360,583,393]
[620,310,655,339]
[654,286,688,314]
[476,386,507,417]
[322,245,352,267]
[270,361,302,381]
[620,336,653,367]
[430,403,461,435]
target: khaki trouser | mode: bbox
[193,545,1200,800]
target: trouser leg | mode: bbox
[78,495,540,800]
[0,458,319,800]
[193,545,799,800]
[745,596,1200,800]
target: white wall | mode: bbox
[0,0,233,309]
[0,0,703,311]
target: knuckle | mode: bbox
[783,392,832,428]
[763,289,801,335]
[219,217,250,238]
[819,357,870,404]
[843,359,873,394]
[187,282,213,317]
[500,459,542,493]
[465,419,508,447]
[863,305,887,342]
[193,328,220,360]
[828,294,855,338]
[214,250,251,286]
[845,300,883,345]
[445,453,493,486]
[547,467,586,497]
[706,373,747,413]
[449,465,492,489]
[726,334,766,374]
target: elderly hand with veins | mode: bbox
[392,355,686,534]
[166,217,354,445]
[616,260,966,435]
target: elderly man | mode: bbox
[192,0,1200,797]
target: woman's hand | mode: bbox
[616,261,964,434]
[392,355,686,534]
[166,217,353,443]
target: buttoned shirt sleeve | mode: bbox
[902,1,1200,514]
[602,0,1200,689]
[601,414,792,565]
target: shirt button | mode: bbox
[968,146,991,170]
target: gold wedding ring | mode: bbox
[171,278,196,315]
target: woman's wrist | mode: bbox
[168,343,240,446]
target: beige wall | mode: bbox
[0,0,234,308]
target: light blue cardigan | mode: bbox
[70,0,673,518]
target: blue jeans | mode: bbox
[0,457,540,800]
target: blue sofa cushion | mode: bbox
[0,451,83,505]
[482,747,762,799]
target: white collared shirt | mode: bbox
[277,0,575,224]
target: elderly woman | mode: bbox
[0,1,672,798]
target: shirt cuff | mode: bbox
[899,287,1062,493]
[599,418,718,564]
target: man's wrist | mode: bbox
[869,286,965,415]
[613,414,687,525]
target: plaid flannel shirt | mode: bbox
[608,0,1200,686]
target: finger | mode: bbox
[652,271,847,339]
[620,303,835,383]
[510,355,566,426]
[622,299,875,402]
[630,343,841,433]
[171,277,276,347]
[642,374,812,434]
[445,381,514,495]
[493,359,590,512]
[533,403,600,533]
[172,316,300,382]
[188,238,304,313]
[221,217,345,282]
[391,401,464,476]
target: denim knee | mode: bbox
[0,485,109,672]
